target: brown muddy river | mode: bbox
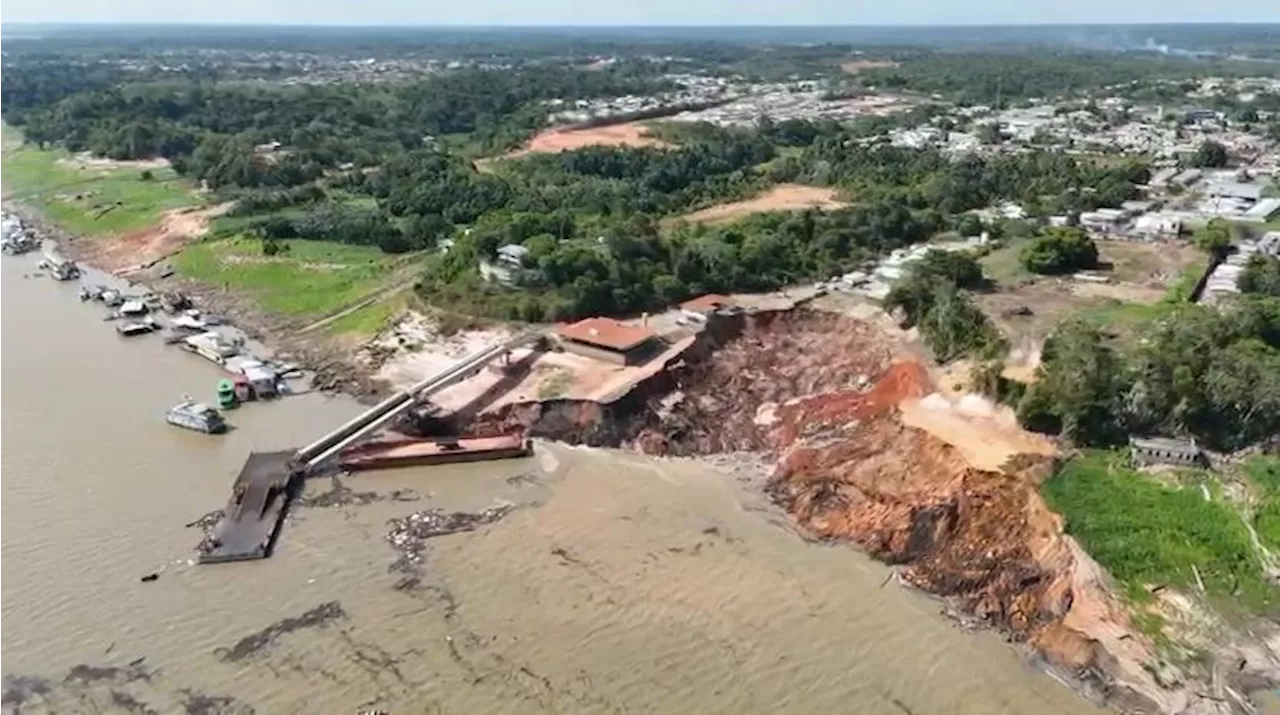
[1,251,1103,714]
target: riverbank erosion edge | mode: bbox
[6,201,388,397]
[454,307,1280,715]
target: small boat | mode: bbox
[118,300,148,316]
[170,313,207,332]
[78,284,105,301]
[216,379,238,409]
[116,317,159,337]
[166,397,227,434]
[100,290,124,307]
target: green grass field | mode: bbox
[978,238,1034,286]
[174,237,396,318]
[324,294,404,335]
[1243,456,1280,553]
[1042,451,1276,614]
[1,124,200,236]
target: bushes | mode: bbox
[1018,227,1098,275]
[885,249,1003,362]
[1042,452,1275,613]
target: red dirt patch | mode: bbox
[840,59,901,75]
[511,121,671,157]
[77,202,231,274]
[676,184,848,225]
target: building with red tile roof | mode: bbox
[555,317,658,365]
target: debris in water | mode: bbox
[296,476,418,509]
[179,688,254,715]
[386,505,513,574]
[64,661,153,685]
[140,573,159,583]
[109,689,155,714]
[215,601,348,662]
[184,509,222,532]
[1,674,53,710]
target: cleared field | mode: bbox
[978,238,1206,346]
[508,121,672,157]
[676,184,848,224]
[840,59,901,75]
[174,237,396,318]
[2,125,200,235]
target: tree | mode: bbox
[1194,218,1232,257]
[884,250,1001,362]
[1240,254,1280,297]
[1017,320,1128,445]
[1019,227,1098,275]
[955,213,985,237]
[976,122,1003,145]
[1189,140,1229,169]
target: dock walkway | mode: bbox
[196,332,543,564]
[198,451,299,564]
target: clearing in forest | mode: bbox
[676,184,848,225]
[976,237,1206,347]
[839,59,901,75]
[508,121,673,157]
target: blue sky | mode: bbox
[2,0,1277,25]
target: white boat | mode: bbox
[118,300,148,316]
[165,398,227,434]
[181,331,241,365]
[170,313,207,332]
[116,317,159,337]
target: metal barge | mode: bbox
[338,433,532,472]
[197,451,300,563]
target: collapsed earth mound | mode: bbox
[461,308,1230,713]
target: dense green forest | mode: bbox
[1018,296,1280,451]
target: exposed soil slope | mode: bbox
[77,202,231,274]
[462,308,1259,713]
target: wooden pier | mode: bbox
[197,451,300,564]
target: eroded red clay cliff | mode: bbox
[462,309,1204,713]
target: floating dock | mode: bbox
[197,451,300,564]
[339,433,532,472]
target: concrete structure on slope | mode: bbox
[1130,437,1206,467]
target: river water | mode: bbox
[1,250,1103,714]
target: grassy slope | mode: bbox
[1245,456,1280,553]
[1043,451,1277,614]
[1,124,200,235]
[174,237,396,318]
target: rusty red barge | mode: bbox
[338,432,532,471]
